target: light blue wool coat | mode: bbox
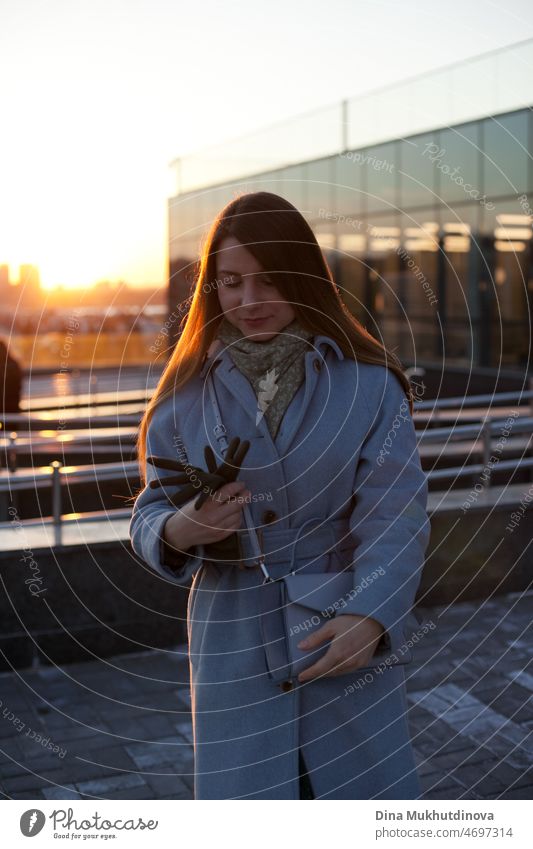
[129,333,431,800]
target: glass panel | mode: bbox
[336,218,369,323]
[482,110,529,199]
[434,122,480,207]
[278,163,307,210]
[364,212,401,349]
[169,238,200,314]
[305,157,334,218]
[168,195,205,262]
[332,151,365,218]
[171,41,533,193]
[366,141,398,214]
[312,222,337,255]
[200,184,240,232]
[398,132,439,210]
[240,169,284,198]
[398,211,441,362]
[168,197,186,265]
[479,199,533,367]
[437,204,481,364]
[448,59,496,125]
[494,41,533,116]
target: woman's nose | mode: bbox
[239,280,267,306]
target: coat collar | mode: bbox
[198,333,344,379]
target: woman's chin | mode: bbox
[241,328,278,341]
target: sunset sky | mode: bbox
[1,0,533,290]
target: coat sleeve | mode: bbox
[129,405,206,586]
[337,365,431,656]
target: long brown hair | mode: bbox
[136,191,412,483]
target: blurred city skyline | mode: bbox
[2,0,533,291]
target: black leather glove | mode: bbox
[146,436,250,511]
[147,437,251,566]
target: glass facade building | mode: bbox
[168,45,533,370]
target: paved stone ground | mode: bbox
[1,591,531,801]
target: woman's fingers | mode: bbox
[146,455,187,472]
[232,438,250,468]
[211,480,249,503]
[197,503,247,541]
[204,481,250,522]
[179,479,251,542]
[211,491,250,520]
[204,444,218,474]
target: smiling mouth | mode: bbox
[242,316,272,323]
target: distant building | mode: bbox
[168,39,533,369]
[19,264,41,293]
[0,264,9,297]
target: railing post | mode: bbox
[341,99,348,153]
[8,431,17,473]
[51,460,62,547]
[90,373,98,401]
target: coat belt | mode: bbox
[235,518,354,570]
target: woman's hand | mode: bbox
[163,480,251,552]
[296,614,385,683]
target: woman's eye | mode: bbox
[219,274,274,287]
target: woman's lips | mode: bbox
[242,316,272,326]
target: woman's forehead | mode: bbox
[215,236,265,274]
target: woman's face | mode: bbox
[215,235,295,341]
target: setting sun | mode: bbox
[0,134,167,290]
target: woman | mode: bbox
[130,191,431,800]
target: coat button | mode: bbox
[280,680,293,692]
[262,510,277,524]
[313,358,321,372]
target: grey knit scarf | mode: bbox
[216,316,314,439]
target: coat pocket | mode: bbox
[282,572,415,678]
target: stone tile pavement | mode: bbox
[1,591,531,800]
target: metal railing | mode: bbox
[0,460,140,547]
[414,388,533,418]
[0,428,137,472]
[0,408,531,545]
[419,416,533,486]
